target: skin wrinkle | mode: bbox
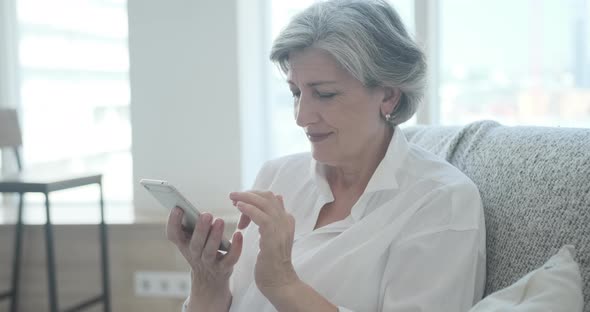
[287,47,399,192]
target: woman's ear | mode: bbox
[380,87,401,116]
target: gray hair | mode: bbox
[270,0,426,126]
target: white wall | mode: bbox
[0,1,8,111]
[236,0,269,189]
[128,0,242,221]
[0,0,19,110]
[0,0,20,175]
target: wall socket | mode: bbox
[134,271,191,298]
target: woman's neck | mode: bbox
[326,127,394,192]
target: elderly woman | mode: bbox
[168,0,486,311]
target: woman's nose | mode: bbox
[295,94,319,127]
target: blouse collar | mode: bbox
[309,126,410,221]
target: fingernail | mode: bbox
[201,213,211,223]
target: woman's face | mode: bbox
[287,47,396,166]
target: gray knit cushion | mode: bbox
[403,121,590,311]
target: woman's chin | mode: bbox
[311,148,335,164]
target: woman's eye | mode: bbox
[291,91,301,98]
[317,92,336,99]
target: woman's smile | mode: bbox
[306,131,333,142]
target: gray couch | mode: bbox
[403,120,589,310]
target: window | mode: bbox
[440,0,590,127]
[3,0,132,223]
[261,0,590,163]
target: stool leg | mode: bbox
[44,192,59,312]
[98,182,111,312]
[9,193,24,312]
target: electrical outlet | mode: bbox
[134,271,191,298]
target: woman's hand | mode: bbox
[229,191,299,298]
[166,207,243,311]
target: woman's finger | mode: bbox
[229,192,273,214]
[237,213,251,230]
[188,213,213,258]
[236,201,269,227]
[220,231,243,268]
[248,190,276,199]
[251,190,285,212]
[201,218,224,265]
[166,207,190,247]
[275,195,285,209]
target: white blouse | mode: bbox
[184,127,486,312]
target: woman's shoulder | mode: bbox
[395,145,484,237]
[252,152,312,189]
[404,143,478,193]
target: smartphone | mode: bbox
[140,179,231,251]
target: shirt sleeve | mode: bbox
[378,184,486,312]
[333,230,484,312]
[380,229,485,311]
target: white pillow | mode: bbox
[469,245,584,312]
